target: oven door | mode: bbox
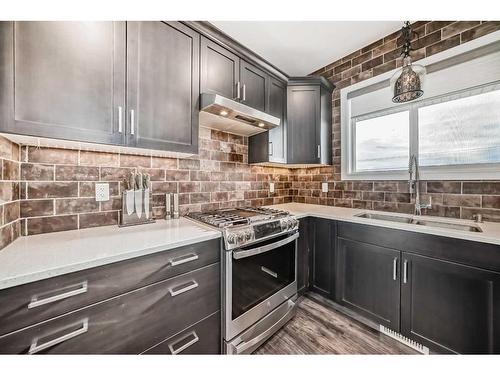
[224,231,298,341]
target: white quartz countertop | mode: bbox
[0,218,221,290]
[268,203,500,247]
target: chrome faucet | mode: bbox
[409,155,431,215]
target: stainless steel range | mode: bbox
[187,207,299,354]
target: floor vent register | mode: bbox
[379,325,430,354]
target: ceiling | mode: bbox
[211,21,402,76]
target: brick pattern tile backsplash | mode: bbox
[14,127,294,238]
[0,137,21,250]
[297,21,500,222]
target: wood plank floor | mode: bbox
[255,294,418,354]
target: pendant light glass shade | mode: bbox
[391,57,426,103]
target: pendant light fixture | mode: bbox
[391,21,426,103]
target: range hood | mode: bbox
[199,93,280,136]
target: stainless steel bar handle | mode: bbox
[169,254,199,267]
[242,84,246,101]
[233,232,299,260]
[130,109,135,135]
[28,281,88,309]
[261,266,278,278]
[168,331,199,355]
[317,145,321,158]
[393,258,398,281]
[118,106,123,133]
[269,142,273,156]
[28,318,89,354]
[236,82,241,100]
[403,260,408,284]
[169,280,199,297]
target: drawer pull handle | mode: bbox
[169,254,199,267]
[261,266,278,278]
[168,331,199,355]
[392,257,398,281]
[169,280,198,297]
[28,318,89,354]
[28,281,88,309]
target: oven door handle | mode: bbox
[232,232,299,260]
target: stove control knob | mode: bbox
[227,233,236,245]
[237,231,245,243]
[280,219,288,231]
[245,230,253,241]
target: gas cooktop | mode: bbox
[187,207,290,228]
[187,207,298,250]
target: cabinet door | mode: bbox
[127,22,199,153]
[401,253,500,353]
[267,77,286,163]
[200,36,239,100]
[240,60,268,112]
[1,21,126,144]
[336,238,400,331]
[310,218,335,298]
[297,218,311,295]
[287,85,320,164]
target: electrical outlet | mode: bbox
[269,182,275,193]
[95,183,110,202]
[322,182,329,193]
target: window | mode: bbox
[354,111,409,172]
[419,90,500,167]
[341,38,500,181]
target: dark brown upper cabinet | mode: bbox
[0,21,126,145]
[287,77,334,165]
[200,36,240,100]
[127,21,199,153]
[248,77,287,164]
[239,60,269,112]
[0,21,200,154]
[200,37,269,113]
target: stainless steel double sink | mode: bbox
[354,212,483,233]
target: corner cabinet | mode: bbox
[0,21,199,154]
[287,77,334,165]
[309,218,336,299]
[0,21,126,145]
[127,22,199,153]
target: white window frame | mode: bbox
[341,30,500,181]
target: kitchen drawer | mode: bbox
[0,238,220,336]
[0,263,220,354]
[142,311,221,354]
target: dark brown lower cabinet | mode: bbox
[401,253,500,354]
[142,311,220,354]
[336,238,401,331]
[310,218,336,299]
[297,218,311,295]
[0,263,220,354]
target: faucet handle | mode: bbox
[472,213,483,223]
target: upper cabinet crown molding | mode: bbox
[183,21,288,83]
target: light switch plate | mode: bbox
[95,183,110,202]
[322,182,328,193]
[269,182,275,193]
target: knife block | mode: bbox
[119,190,155,227]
